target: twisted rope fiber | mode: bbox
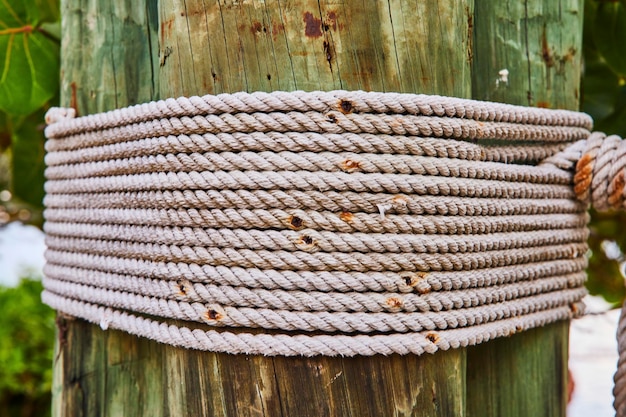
[42,208,590,234]
[42,276,586,333]
[46,265,585,312]
[44,249,588,293]
[42,263,586,313]
[44,90,593,135]
[43,191,588,214]
[44,111,591,155]
[44,131,570,166]
[41,290,579,356]
[41,92,626,384]
[44,165,578,198]
[42,222,589,254]
[44,235,587,272]
[45,149,576,184]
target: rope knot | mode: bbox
[575,132,626,211]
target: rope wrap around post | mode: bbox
[41,90,626,410]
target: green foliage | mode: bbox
[0,278,55,417]
[586,210,626,305]
[11,109,48,207]
[582,0,626,305]
[0,0,60,223]
[583,0,626,136]
[0,0,60,115]
[591,1,626,78]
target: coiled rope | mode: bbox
[41,90,626,411]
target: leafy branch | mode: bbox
[0,0,60,225]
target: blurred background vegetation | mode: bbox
[0,0,59,416]
[0,278,55,417]
[581,0,626,305]
[1,0,626,416]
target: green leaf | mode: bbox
[0,31,59,115]
[0,0,58,27]
[28,0,61,24]
[0,0,60,115]
[0,0,26,28]
[11,109,46,208]
[592,0,626,76]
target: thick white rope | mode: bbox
[42,208,589,234]
[43,191,587,214]
[41,91,626,413]
[43,90,592,135]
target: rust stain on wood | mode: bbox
[160,19,173,42]
[324,11,338,31]
[561,46,577,63]
[69,82,78,115]
[541,26,555,68]
[160,46,172,67]
[271,22,284,40]
[251,21,263,35]
[303,12,323,38]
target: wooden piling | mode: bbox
[52,1,583,415]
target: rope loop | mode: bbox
[42,91,602,359]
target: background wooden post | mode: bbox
[52,1,583,416]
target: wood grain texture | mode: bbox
[54,319,466,417]
[466,321,569,417]
[472,0,583,110]
[59,0,157,115]
[53,1,581,416]
[157,0,472,96]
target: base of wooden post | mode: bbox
[52,318,568,417]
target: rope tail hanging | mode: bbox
[41,91,626,413]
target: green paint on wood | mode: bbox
[472,0,583,109]
[60,0,156,115]
[466,2,583,416]
[466,321,569,417]
[53,1,583,416]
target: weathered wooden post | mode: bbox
[52,1,582,416]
